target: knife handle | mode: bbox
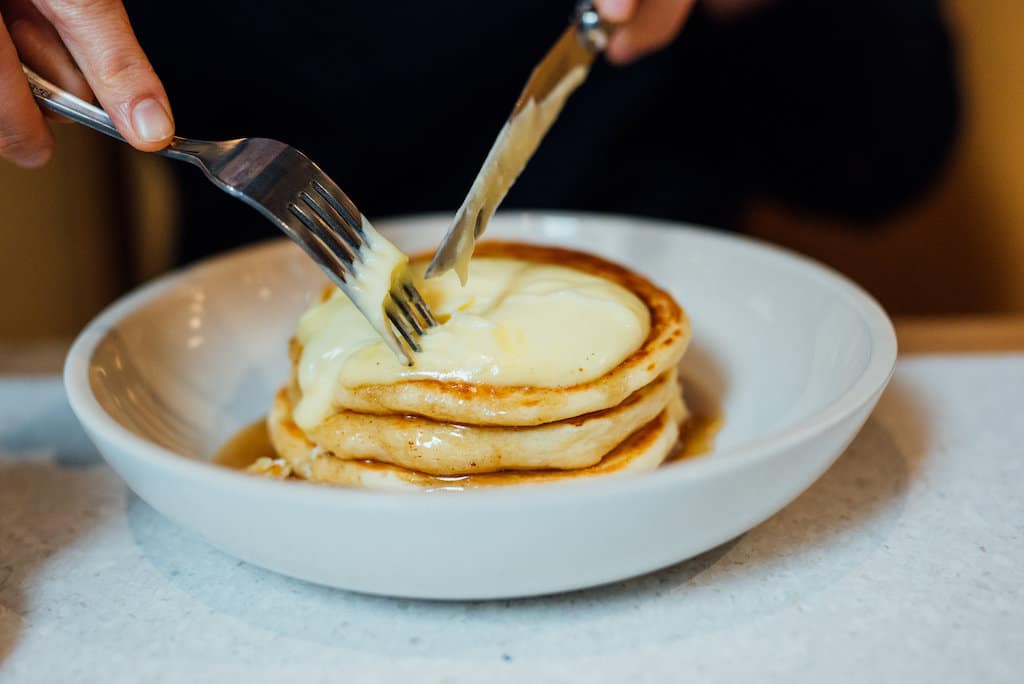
[575,1,611,52]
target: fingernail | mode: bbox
[599,0,634,22]
[131,98,173,143]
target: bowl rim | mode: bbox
[64,211,897,511]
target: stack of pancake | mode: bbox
[260,243,691,490]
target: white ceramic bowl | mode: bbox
[64,212,896,600]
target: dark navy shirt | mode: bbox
[126,0,959,262]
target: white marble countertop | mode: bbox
[1,353,1022,683]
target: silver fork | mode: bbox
[23,66,435,365]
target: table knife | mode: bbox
[426,2,610,283]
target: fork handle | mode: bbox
[23,65,201,163]
[24,66,127,143]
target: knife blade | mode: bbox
[426,3,609,283]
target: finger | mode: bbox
[606,0,696,64]
[36,0,173,150]
[6,0,92,111]
[0,13,53,167]
[594,0,639,23]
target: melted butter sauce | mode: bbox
[293,258,651,431]
[214,420,276,470]
[212,377,723,479]
[667,375,722,463]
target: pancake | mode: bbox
[291,371,678,475]
[293,242,690,427]
[245,456,291,479]
[257,241,693,490]
[267,386,687,491]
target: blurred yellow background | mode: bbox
[748,0,1024,316]
[1,0,1021,340]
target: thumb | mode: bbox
[37,0,173,150]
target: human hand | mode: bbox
[594,0,698,64]
[1,0,173,168]
[595,0,776,63]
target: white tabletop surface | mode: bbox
[1,354,1022,683]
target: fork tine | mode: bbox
[294,192,361,266]
[286,205,353,282]
[401,279,439,328]
[310,176,437,334]
[389,288,426,337]
[295,186,436,360]
[386,301,423,354]
[286,203,416,363]
[311,176,364,247]
[282,215,426,357]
